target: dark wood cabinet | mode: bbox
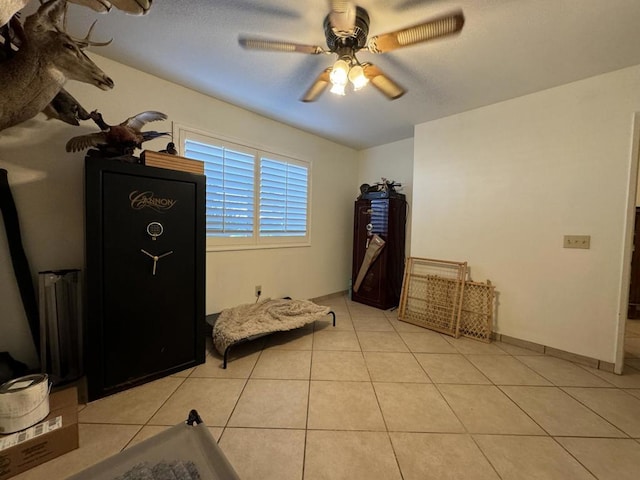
[85,158,206,400]
[352,196,406,310]
[629,207,640,319]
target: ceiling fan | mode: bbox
[238,1,464,102]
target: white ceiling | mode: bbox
[55,0,640,149]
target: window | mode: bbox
[175,126,310,249]
[260,157,308,237]
[185,139,255,238]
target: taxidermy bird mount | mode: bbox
[65,110,169,159]
[159,141,177,155]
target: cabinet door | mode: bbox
[101,172,198,388]
[386,198,407,303]
[352,199,389,308]
[629,207,640,318]
[86,159,205,401]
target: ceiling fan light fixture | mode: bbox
[239,6,465,103]
[348,64,368,91]
[329,59,350,86]
[330,82,347,96]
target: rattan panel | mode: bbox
[398,257,467,337]
[459,280,495,343]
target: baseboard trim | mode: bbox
[310,290,349,303]
[495,333,615,373]
[208,291,619,374]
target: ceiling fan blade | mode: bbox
[108,0,153,15]
[301,68,332,102]
[239,36,326,54]
[68,0,152,14]
[68,0,112,13]
[363,64,406,100]
[329,0,356,37]
[367,10,464,53]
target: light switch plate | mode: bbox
[564,235,590,249]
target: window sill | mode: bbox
[206,242,311,253]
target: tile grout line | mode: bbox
[218,344,263,441]
[491,358,630,439]
[558,385,638,438]
[117,375,190,451]
[547,435,602,480]
[300,316,321,480]
[352,307,407,480]
[391,306,506,479]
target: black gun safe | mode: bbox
[352,195,407,310]
[85,158,205,400]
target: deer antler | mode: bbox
[69,19,113,47]
[57,3,112,47]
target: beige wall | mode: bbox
[0,54,358,368]
[5,51,636,370]
[412,65,640,365]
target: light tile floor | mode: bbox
[14,298,640,479]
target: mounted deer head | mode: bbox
[0,0,114,132]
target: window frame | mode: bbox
[174,124,312,251]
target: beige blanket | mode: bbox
[212,298,331,355]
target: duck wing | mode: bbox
[140,131,170,143]
[66,132,107,152]
[124,111,167,132]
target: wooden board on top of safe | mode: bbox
[142,150,204,175]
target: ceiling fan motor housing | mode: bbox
[323,6,370,52]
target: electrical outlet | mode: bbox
[255,285,262,297]
[563,235,591,249]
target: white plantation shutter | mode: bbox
[185,139,254,237]
[177,125,310,248]
[260,158,308,237]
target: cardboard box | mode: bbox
[0,387,79,480]
[141,150,204,175]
